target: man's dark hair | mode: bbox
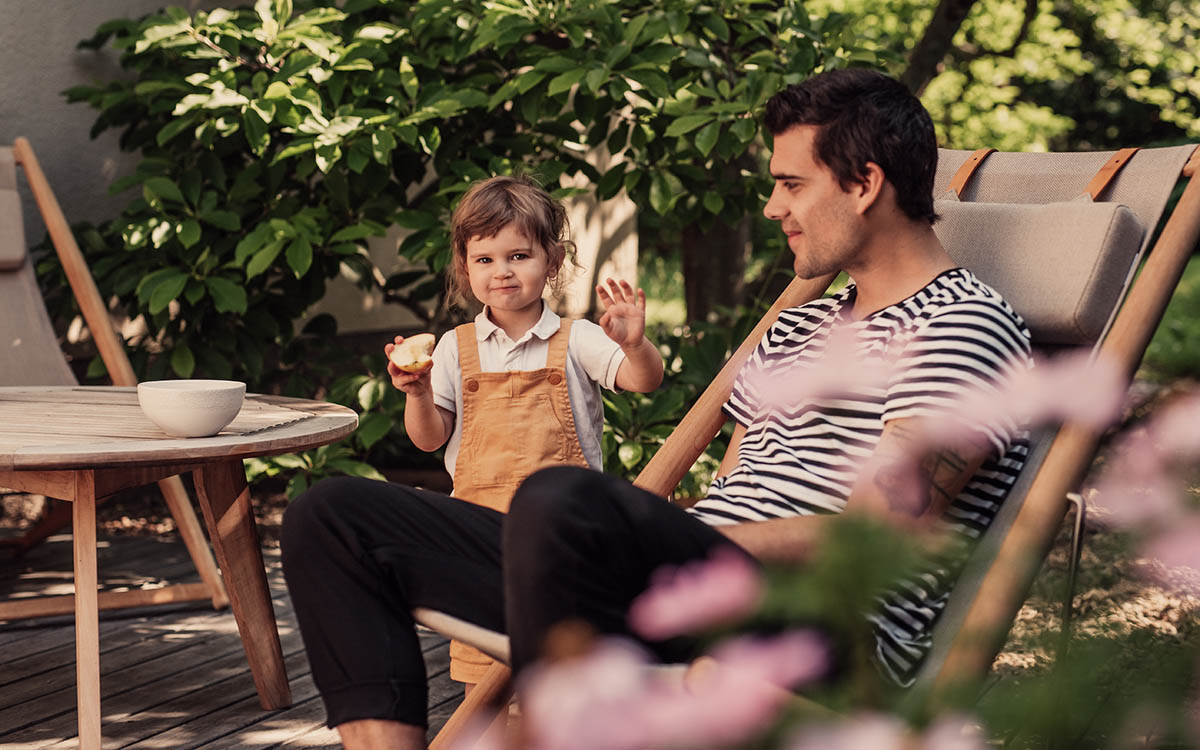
[764,69,939,224]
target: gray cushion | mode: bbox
[0,148,27,272]
[934,197,1146,346]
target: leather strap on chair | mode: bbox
[947,148,996,199]
[1083,147,1140,200]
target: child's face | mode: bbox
[464,223,553,317]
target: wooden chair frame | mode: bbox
[0,137,227,619]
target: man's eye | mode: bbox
[785,182,801,191]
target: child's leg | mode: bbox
[503,466,750,674]
[281,477,505,729]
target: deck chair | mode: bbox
[0,137,227,618]
[422,141,1200,747]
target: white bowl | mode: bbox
[137,380,247,437]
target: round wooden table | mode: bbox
[0,386,358,750]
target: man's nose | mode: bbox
[763,186,785,221]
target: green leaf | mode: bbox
[694,120,720,157]
[398,56,419,100]
[585,67,608,95]
[245,239,284,279]
[547,69,586,98]
[204,277,248,313]
[703,191,724,215]
[665,113,713,138]
[731,118,757,142]
[148,272,189,314]
[394,211,438,230]
[596,166,625,200]
[199,209,241,231]
[354,412,392,450]
[357,378,386,410]
[264,81,291,99]
[331,223,381,242]
[177,219,202,248]
[286,235,313,277]
[618,441,643,469]
[171,344,196,378]
[371,130,396,164]
[143,176,186,205]
[157,114,198,146]
[243,108,270,156]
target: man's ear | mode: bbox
[853,161,886,215]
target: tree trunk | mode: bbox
[681,217,751,323]
[901,0,980,95]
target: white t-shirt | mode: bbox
[430,302,625,477]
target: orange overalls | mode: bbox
[448,318,590,683]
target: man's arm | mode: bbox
[715,422,747,479]
[715,417,991,564]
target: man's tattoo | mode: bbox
[872,423,972,517]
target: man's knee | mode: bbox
[509,466,599,529]
[281,476,368,560]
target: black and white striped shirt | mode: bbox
[687,268,1032,685]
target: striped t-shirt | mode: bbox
[687,268,1033,685]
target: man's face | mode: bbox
[763,125,865,280]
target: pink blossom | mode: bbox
[1149,393,1200,458]
[921,714,988,750]
[741,327,892,413]
[1009,350,1125,430]
[628,546,764,640]
[786,712,987,750]
[786,713,907,750]
[706,631,831,689]
[1139,516,1200,596]
[517,632,828,750]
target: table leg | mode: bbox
[193,460,292,709]
[73,471,102,750]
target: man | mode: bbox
[281,68,1031,749]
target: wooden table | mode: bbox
[0,386,358,750]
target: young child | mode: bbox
[384,174,664,692]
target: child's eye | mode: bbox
[511,252,529,261]
[475,256,491,264]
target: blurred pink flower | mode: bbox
[1149,393,1200,457]
[742,327,891,413]
[921,714,988,750]
[518,632,827,750]
[1010,350,1125,430]
[786,713,907,750]
[786,712,987,750]
[706,631,831,689]
[628,546,764,640]
[1089,392,1200,529]
[1139,517,1200,596]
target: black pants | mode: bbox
[280,466,739,728]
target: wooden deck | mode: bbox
[0,525,463,748]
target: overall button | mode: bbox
[547,372,563,385]
[465,379,480,392]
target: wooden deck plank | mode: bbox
[0,529,463,748]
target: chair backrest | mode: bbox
[910,143,1200,694]
[0,146,77,386]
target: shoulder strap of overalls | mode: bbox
[545,318,573,369]
[455,323,481,376]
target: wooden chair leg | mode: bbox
[193,460,291,709]
[430,661,512,750]
[73,472,102,750]
[156,474,228,609]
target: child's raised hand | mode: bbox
[385,336,432,397]
[596,278,646,349]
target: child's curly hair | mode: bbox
[446,175,576,308]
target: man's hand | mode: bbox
[596,278,647,349]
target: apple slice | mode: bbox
[389,333,436,373]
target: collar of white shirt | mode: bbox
[474,301,561,345]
